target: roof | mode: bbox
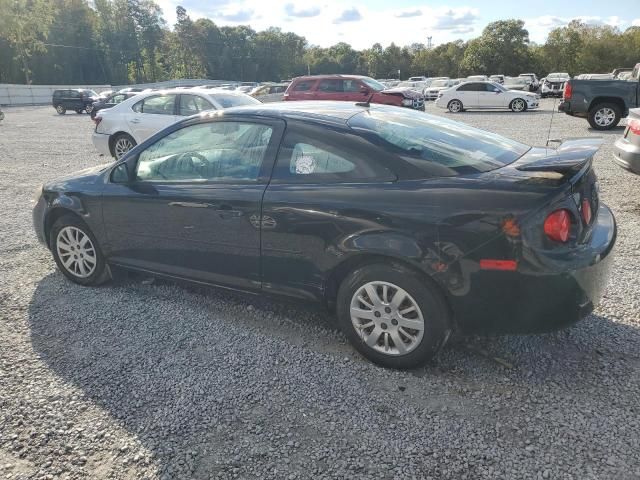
[292,74,370,81]
[202,100,375,126]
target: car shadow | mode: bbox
[27,271,640,476]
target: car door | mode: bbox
[477,83,504,108]
[127,94,179,142]
[454,83,479,107]
[101,117,285,289]
[315,79,345,101]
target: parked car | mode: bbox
[97,90,114,100]
[52,89,99,115]
[92,88,260,160]
[559,63,639,130]
[249,83,289,103]
[466,75,488,82]
[436,81,539,113]
[283,75,425,110]
[424,79,456,100]
[503,77,530,91]
[408,76,428,82]
[34,101,616,369]
[489,75,505,84]
[540,73,570,98]
[117,87,145,94]
[90,91,138,119]
[613,108,640,174]
[397,80,430,93]
[575,74,615,80]
[519,73,540,91]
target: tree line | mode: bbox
[1,0,639,86]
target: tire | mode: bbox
[510,98,526,112]
[447,99,463,113]
[49,214,110,286]
[112,133,137,160]
[588,103,621,130]
[55,105,66,115]
[336,263,450,369]
[85,104,93,114]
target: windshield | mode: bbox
[348,109,529,177]
[211,93,261,108]
[361,78,386,91]
[547,74,569,81]
[431,80,449,87]
[83,90,98,96]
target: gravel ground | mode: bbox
[0,101,639,480]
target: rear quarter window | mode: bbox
[293,80,316,92]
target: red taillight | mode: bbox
[628,119,640,135]
[544,209,572,243]
[563,82,572,100]
[479,259,518,271]
[581,198,592,224]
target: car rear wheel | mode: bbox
[112,133,136,160]
[588,103,621,130]
[55,105,66,115]
[337,263,450,369]
[447,100,463,113]
[85,104,93,114]
[510,98,526,112]
[50,215,110,286]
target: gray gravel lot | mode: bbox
[1,101,639,480]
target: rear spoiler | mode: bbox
[516,138,603,174]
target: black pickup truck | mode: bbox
[559,63,639,130]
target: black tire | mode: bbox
[510,98,527,112]
[111,133,137,160]
[336,263,450,369]
[588,103,621,130]
[447,99,463,113]
[55,105,66,115]
[49,214,110,286]
[85,104,93,114]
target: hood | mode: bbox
[507,88,535,96]
[382,87,422,98]
[45,164,111,190]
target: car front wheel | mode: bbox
[447,100,463,113]
[588,103,621,130]
[56,105,66,115]
[337,263,450,369]
[85,104,93,114]
[510,98,526,112]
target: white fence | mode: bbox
[0,84,112,106]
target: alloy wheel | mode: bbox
[56,226,97,278]
[512,99,525,112]
[350,281,425,356]
[114,137,134,159]
[448,100,462,113]
[56,105,65,114]
[85,104,93,114]
[594,107,615,127]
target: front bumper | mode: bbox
[613,136,640,175]
[526,98,539,109]
[92,132,112,157]
[452,204,617,334]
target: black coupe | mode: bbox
[33,102,616,369]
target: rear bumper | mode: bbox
[451,204,617,334]
[33,194,48,246]
[92,132,112,157]
[613,136,640,174]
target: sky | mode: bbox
[155,0,640,49]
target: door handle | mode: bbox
[130,118,141,124]
[168,201,211,208]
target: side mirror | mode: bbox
[111,163,130,183]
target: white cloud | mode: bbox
[525,15,630,43]
[632,18,640,27]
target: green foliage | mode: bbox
[0,4,637,85]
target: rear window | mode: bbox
[210,93,260,108]
[348,109,529,177]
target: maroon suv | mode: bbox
[283,75,425,110]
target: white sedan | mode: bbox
[435,81,539,113]
[92,88,260,159]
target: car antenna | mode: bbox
[546,95,562,149]
[355,93,375,108]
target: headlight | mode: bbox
[401,98,413,106]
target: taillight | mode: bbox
[544,209,572,243]
[581,198,592,224]
[563,82,572,100]
[628,118,640,135]
[93,116,102,126]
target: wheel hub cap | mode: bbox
[115,139,133,159]
[595,108,615,126]
[56,226,97,278]
[350,281,425,356]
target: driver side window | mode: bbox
[135,122,273,183]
